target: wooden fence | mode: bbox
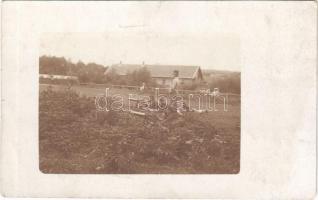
[78,83,241,97]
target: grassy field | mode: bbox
[39,84,240,174]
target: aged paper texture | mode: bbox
[1,1,317,198]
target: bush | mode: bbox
[180,82,200,90]
[39,77,79,85]
[206,73,241,94]
[105,67,157,87]
[39,88,239,174]
[126,67,152,86]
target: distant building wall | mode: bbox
[152,77,172,87]
[153,77,199,87]
[179,78,194,85]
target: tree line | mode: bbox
[203,72,241,94]
[39,55,154,86]
[40,55,108,84]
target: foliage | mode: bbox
[204,71,241,94]
[39,55,107,84]
[39,56,69,75]
[39,88,240,174]
[39,77,80,85]
[126,67,152,85]
[180,82,200,90]
[104,68,124,85]
[105,67,156,87]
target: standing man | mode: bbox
[170,70,180,94]
[169,70,188,115]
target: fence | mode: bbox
[78,83,240,97]
[40,82,241,98]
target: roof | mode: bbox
[106,64,201,79]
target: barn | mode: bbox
[104,62,204,87]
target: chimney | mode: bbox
[142,61,145,65]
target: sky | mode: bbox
[40,3,241,71]
[40,33,240,71]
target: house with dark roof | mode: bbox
[104,62,204,86]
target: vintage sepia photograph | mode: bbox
[39,33,241,174]
[0,1,316,198]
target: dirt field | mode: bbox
[39,84,240,174]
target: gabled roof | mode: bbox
[106,63,201,79]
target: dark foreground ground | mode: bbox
[39,85,240,174]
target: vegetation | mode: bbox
[203,70,241,94]
[39,56,155,86]
[40,55,107,84]
[104,67,156,87]
[39,88,240,174]
[39,55,241,94]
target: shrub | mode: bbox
[39,77,79,85]
[206,73,241,94]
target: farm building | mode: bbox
[104,62,204,86]
[39,74,79,85]
[39,74,79,80]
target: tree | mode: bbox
[39,55,68,75]
[207,73,241,94]
[104,68,121,84]
[127,67,152,86]
[39,55,108,84]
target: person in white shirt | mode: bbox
[170,70,180,94]
[140,82,145,92]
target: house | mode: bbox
[104,62,204,87]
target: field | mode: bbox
[39,84,240,174]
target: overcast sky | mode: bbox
[40,3,241,71]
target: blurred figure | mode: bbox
[212,88,220,96]
[140,82,146,92]
[170,70,180,94]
